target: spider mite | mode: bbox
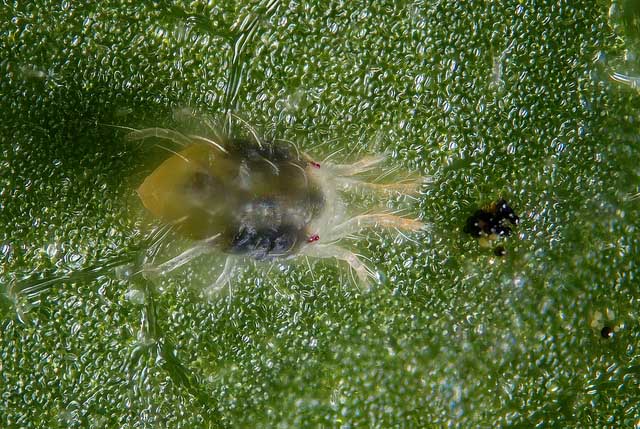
[129,121,427,295]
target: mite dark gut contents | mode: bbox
[464,199,519,238]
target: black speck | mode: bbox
[495,198,520,225]
[464,199,520,238]
[494,246,506,257]
[601,326,613,339]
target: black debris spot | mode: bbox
[464,199,520,238]
[601,326,613,339]
[494,245,507,257]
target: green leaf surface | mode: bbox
[2,0,640,427]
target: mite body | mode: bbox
[138,138,322,260]
[131,124,426,294]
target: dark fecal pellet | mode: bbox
[495,199,520,225]
[601,326,613,339]
[494,246,506,256]
[492,224,512,237]
[464,199,519,239]
[463,210,490,237]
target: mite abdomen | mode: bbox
[137,143,212,222]
[138,139,326,258]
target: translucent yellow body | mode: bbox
[137,139,324,260]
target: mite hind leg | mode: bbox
[302,243,377,288]
[327,213,425,241]
[203,256,239,300]
[127,127,193,147]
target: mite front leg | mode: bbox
[327,213,425,241]
[330,155,387,176]
[336,176,428,196]
[302,243,376,288]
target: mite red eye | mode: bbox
[307,234,320,243]
[310,161,321,169]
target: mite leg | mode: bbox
[330,155,387,176]
[126,127,193,147]
[336,176,428,196]
[327,213,425,241]
[144,234,220,277]
[203,256,238,299]
[302,243,376,288]
[610,72,640,90]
